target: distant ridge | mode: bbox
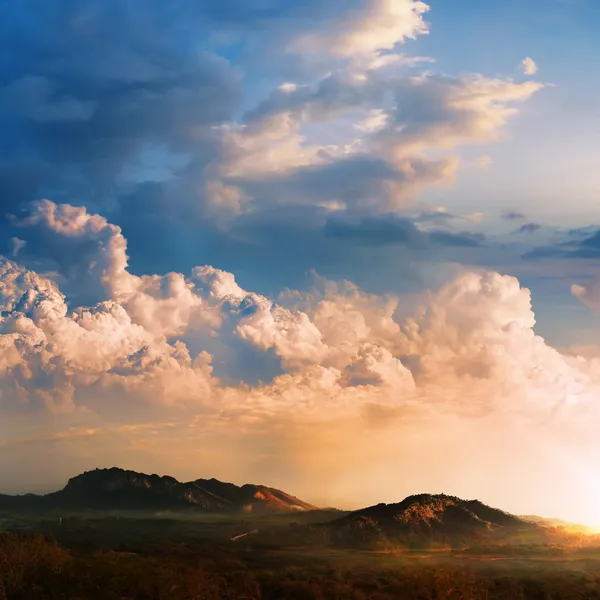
[0,472,589,548]
[323,494,547,548]
[0,467,317,514]
[520,515,595,535]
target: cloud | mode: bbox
[0,200,597,419]
[368,74,544,158]
[397,270,591,409]
[1,201,600,524]
[0,76,96,122]
[324,214,485,248]
[0,0,545,247]
[472,155,493,169]
[524,228,600,260]
[247,70,544,159]
[8,237,26,257]
[2,1,594,522]
[521,57,538,76]
[502,211,526,221]
[0,257,217,413]
[0,0,241,212]
[572,277,600,313]
[202,71,543,217]
[514,223,541,234]
[291,0,430,56]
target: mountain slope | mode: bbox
[520,515,595,535]
[0,468,317,514]
[325,494,546,549]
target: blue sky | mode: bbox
[418,0,600,224]
[2,0,600,524]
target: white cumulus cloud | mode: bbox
[292,0,430,57]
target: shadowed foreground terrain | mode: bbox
[2,510,600,600]
[3,526,600,600]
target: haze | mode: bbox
[1,0,600,528]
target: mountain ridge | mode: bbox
[0,470,588,548]
[0,467,317,514]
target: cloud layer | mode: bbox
[0,200,599,524]
[2,0,600,525]
[0,0,544,226]
[4,200,596,414]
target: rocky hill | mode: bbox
[324,494,548,549]
[0,474,584,550]
[0,468,317,514]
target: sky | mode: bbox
[1,0,600,526]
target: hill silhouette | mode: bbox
[0,467,317,514]
[324,494,547,549]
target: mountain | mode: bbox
[0,468,317,514]
[323,494,548,549]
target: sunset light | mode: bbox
[1,1,600,598]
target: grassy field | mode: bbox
[2,512,600,599]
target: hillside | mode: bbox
[0,468,317,514]
[324,494,548,549]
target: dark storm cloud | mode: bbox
[0,0,391,226]
[0,0,242,215]
[0,0,547,302]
